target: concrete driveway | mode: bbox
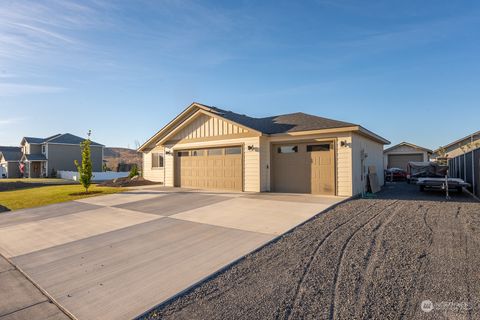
[0,187,343,320]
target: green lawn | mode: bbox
[0,184,125,211]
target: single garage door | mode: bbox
[388,153,423,170]
[272,142,335,195]
[174,146,243,191]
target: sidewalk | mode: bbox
[0,255,70,320]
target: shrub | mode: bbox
[129,164,139,178]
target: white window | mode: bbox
[42,145,46,154]
[151,153,164,168]
[277,145,298,154]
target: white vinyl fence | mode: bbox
[58,171,129,181]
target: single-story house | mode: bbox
[0,147,22,178]
[432,130,480,160]
[383,142,433,171]
[139,102,390,196]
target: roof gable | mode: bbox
[46,133,103,146]
[167,112,253,143]
[384,142,433,154]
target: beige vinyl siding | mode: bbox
[268,132,353,197]
[47,144,103,173]
[170,113,250,141]
[142,146,165,183]
[163,136,261,192]
[352,133,385,196]
[335,134,353,197]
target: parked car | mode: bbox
[384,168,407,181]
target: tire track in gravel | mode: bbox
[458,205,473,320]
[351,201,406,318]
[328,200,399,320]
[398,202,433,320]
[280,201,383,320]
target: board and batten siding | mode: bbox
[142,146,165,183]
[352,133,385,196]
[170,113,250,141]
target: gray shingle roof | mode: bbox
[46,133,103,146]
[0,146,22,161]
[22,133,103,146]
[208,106,357,134]
[23,137,45,144]
[23,154,47,161]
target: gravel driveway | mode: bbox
[142,183,480,320]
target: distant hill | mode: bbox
[104,147,142,172]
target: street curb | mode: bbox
[0,252,77,320]
[135,194,357,319]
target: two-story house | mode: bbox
[0,133,104,178]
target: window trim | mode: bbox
[151,152,164,169]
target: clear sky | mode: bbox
[1,1,479,150]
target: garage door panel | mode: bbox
[388,154,423,170]
[175,147,243,191]
[272,142,335,195]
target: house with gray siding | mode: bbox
[0,133,104,178]
[0,147,22,178]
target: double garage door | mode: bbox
[174,146,243,191]
[272,142,335,195]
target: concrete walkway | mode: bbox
[0,188,343,320]
[0,255,69,320]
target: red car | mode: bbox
[385,168,407,181]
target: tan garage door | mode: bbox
[272,142,335,195]
[175,146,243,191]
[388,154,423,170]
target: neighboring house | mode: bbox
[3,133,104,178]
[432,130,480,160]
[0,147,22,178]
[139,102,390,196]
[383,142,433,171]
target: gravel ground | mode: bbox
[142,183,480,320]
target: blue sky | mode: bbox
[1,0,479,149]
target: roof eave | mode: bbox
[138,102,262,152]
[268,126,390,144]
